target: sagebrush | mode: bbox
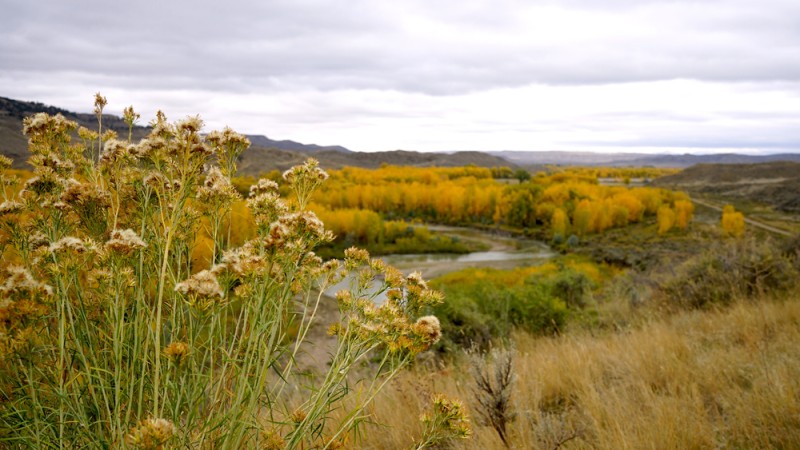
[0,95,464,449]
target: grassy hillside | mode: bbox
[360,294,800,449]
[235,148,516,176]
[654,161,800,213]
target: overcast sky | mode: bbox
[2,0,799,154]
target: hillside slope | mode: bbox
[0,96,513,173]
[654,161,800,212]
[0,96,151,168]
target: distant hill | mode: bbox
[0,96,514,173]
[489,151,800,168]
[236,148,516,175]
[0,96,151,168]
[489,151,647,166]
[0,96,354,169]
[246,135,350,154]
[654,161,800,212]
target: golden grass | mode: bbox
[359,294,800,449]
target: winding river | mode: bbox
[324,225,555,302]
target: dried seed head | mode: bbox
[30,153,75,174]
[383,266,404,289]
[406,271,428,290]
[206,127,250,176]
[148,111,172,138]
[247,192,288,225]
[420,394,472,443]
[143,171,170,191]
[290,408,307,424]
[133,138,159,159]
[164,341,191,365]
[196,166,239,204]
[177,115,203,134]
[175,270,223,299]
[105,229,147,254]
[22,169,61,197]
[344,247,370,268]
[101,129,118,141]
[0,155,12,170]
[278,211,327,240]
[125,417,176,449]
[0,200,24,216]
[219,244,267,277]
[61,181,111,208]
[260,429,286,450]
[414,316,442,346]
[93,92,107,116]
[0,266,53,297]
[100,139,136,165]
[22,112,77,139]
[22,112,49,136]
[282,158,328,183]
[77,126,99,141]
[282,158,329,208]
[29,232,49,249]
[249,178,279,197]
[123,105,140,126]
[190,142,213,157]
[49,236,88,254]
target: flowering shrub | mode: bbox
[0,96,456,448]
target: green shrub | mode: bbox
[504,284,569,335]
[432,278,570,354]
[543,268,595,309]
[566,234,580,247]
[434,292,497,354]
[661,238,797,309]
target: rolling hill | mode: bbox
[0,96,514,174]
[653,161,800,212]
[489,150,800,168]
[6,96,800,176]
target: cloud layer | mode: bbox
[2,0,799,152]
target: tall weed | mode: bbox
[0,97,454,448]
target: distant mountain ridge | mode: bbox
[488,150,800,168]
[0,96,515,173]
[5,96,800,174]
[245,135,350,154]
[236,148,516,175]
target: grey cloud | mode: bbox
[3,0,800,96]
[569,122,800,150]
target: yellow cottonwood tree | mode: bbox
[674,200,695,230]
[551,208,569,239]
[657,205,676,235]
[721,205,745,237]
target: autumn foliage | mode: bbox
[721,205,745,237]
[309,165,693,238]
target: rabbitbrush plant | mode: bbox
[0,95,456,449]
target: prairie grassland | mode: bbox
[359,294,800,449]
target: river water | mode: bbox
[323,225,555,303]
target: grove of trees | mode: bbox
[307,165,693,240]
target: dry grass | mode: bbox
[358,294,800,449]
